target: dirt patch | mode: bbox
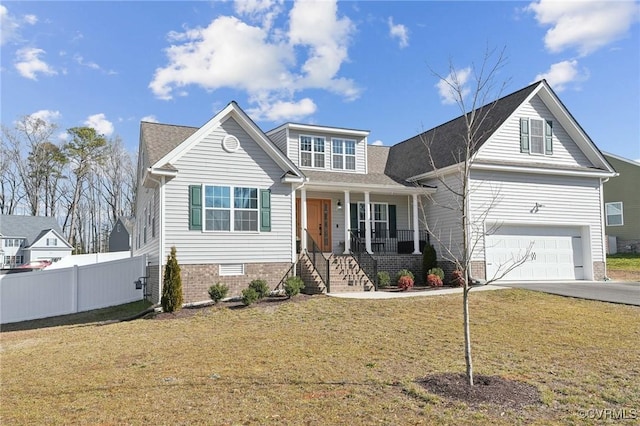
[607,269,640,281]
[417,372,541,409]
[148,293,318,320]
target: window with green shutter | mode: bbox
[260,189,271,232]
[520,118,529,153]
[545,120,553,154]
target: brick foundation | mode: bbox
[373,254,423,284]
[617,239,640,254]
[157,262,292,305]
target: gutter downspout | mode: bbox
[600,177,610,280]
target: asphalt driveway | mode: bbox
[495,281,640,306]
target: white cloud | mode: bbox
[73,54,117,75]
[23,14,37,25]
[84,113,114,137]
[14,47,57,80]
[436,67,472,105]
[141,115,159,123]
[371,140,384,146]
[388,17,409,48]
[29,109,61,124]
[1,5,20,45]
[247,97,316,121]
[533,60,589,92]
[150,0,359,122]
[57,131,70,142]
[527,0,640,56]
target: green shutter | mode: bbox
[388,205,397,238]
[350,203,359,236]
[260,189,271,232]
[520,118,529,153]
[189,185,202,230]
[545,120,553,154]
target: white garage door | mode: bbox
[485,226,583,281]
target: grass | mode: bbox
[1,290,638,425]
[0,300,152,332]
[607,253,640,271]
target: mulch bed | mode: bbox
[417,372,541,409]
[148,293,317,321]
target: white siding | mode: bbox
[132,185,160,264]
[423,173,465,261]
[286,129,367,173]
[469,170,604,265]
[164,117,293,264]
[476,94,593,168]
[268,128,288,156]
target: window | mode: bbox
[204,186,259,232]
[4,239,22,247]
[5,255,23,266]
[605,202,624,226]
[300,135,325,168]
[520,118,553,155]
[332,139,356,170]
[358,202,389,238]
[46,238,57,246]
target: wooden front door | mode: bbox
[297,198,332,252]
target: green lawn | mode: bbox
[1,290,638,425]
[607,253,640,271]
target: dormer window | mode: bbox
[300,135,325,168]
[332,138,356,170]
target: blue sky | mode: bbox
[2,1,639,162]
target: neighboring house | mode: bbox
[603,153,640,253]
[108,217,133,252]
[133,80,616,304]
[0,215,72,268]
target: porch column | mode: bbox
[364,191,372,254]
[301,188,308,252]
[343,190,351,254]
[412,193,421,254]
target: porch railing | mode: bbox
[305,229,330,293]
[275,262,297,291]
[348,230,378,290]
[349,229,430,254]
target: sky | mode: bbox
[1,0,639,162]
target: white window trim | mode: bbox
[357,202,389,237]
[331,138,357,171]
[605,201,624,226]
[203,185,260,233]
[299,135,326,169]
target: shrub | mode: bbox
[422,244,437,277]
[284,276,304,298]
[208,283,229,304]
[397,275,414,291]
[377,271,390,288]
[249,279,270,299]
[428,267,445,280]
[427,273,443,287]
[241,287,260,306]
[161,246,183,312]
[450,270,465,287]
[395,269,415,283]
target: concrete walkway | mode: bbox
[494,280,640,306]
[326,284,506,299]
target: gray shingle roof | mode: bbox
[0,215,67,248]
[140,121,198,168]
[386,81,541,180]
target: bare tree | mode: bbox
[0,137,23,214]
[419,48,530,386]
[101,136,135,225]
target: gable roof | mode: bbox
[0,215,71,248]
[386,80,615,181]
[143,101,304,182]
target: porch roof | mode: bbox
[302,169,434,194]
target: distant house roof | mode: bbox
[385,81,542,181]
[0,215,70,248]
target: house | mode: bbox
[108,217,134,252]
[0,215,72,269]
[603,153,640,253]
[133,80,616,304]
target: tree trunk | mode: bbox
[463,285,473,386]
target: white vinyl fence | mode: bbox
[0,255,147,324]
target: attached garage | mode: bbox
[485,225,585,281]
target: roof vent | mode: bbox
[222,135,240,153]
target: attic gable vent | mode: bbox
[222,135,240,153]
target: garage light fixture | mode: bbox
[531,202,545,213]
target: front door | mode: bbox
[297,198,332,252]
